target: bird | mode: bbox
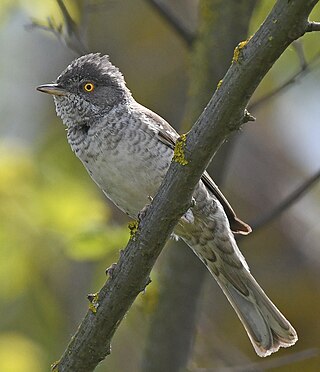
[37,53,297,357]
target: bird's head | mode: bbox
[37,53,131,127]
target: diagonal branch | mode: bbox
[26,0,89,55]
[227,348,319,372]
[55,1,319,371]
[147,0,195,46]
[250,169,320,232]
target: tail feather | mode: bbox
[177,194,298,357]
[211,264,298,357]
[179,229,298,357]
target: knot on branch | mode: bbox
[242,109,256,124]
[106,263,117,278]
[51,360,60,371]
[140,276,152,294]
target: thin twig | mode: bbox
[25,0,89,55]
[227,348,319,372]
[25,17,62,41]
[249,49,320,110]
[306,21,320,32]
[190,348,319,371]
[251,169,320,232]
[147,0,195,46]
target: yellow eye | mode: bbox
[83,82,95,92]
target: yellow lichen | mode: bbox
[173,134,188,165]
[217,79,223,89]
[88,292,99,314]
[51,360,60,371]
[232,36,252,63]
[128,219,139,240]
[268,36,273,41]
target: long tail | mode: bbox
[180,218,298,357]
[214,264,297,357]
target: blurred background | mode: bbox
[0,1,320,371]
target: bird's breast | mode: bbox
[67,120,172,217]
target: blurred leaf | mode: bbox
[0,0,18,24]
[67,225,129,260]
[0,0,81,26]
[0,141,126,299]
[22,0,81,24]
[0,332,45,372]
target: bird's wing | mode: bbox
[200,172,251,235]
[139,105,251,235]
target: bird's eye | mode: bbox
[83,82,95,92]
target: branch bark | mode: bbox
[55,1,319,370]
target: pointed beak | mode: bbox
[36,83,67,96]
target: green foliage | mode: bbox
[0,332,44,372]
[0,141,128,263]
[0,0,81,25]
[0,140,128,368]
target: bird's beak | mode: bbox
[36,83,67,96]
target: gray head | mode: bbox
[37,53,131,127]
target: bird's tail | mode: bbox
[181,228,298,357]
[213,264,298,357]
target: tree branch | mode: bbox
[250,169,320,232]
[55,1,319,371]
[147,0,195,46]
[306,21,320,32]
[26,0,89,55]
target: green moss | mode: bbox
[173,134,189,166]
[128,220,139,240]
